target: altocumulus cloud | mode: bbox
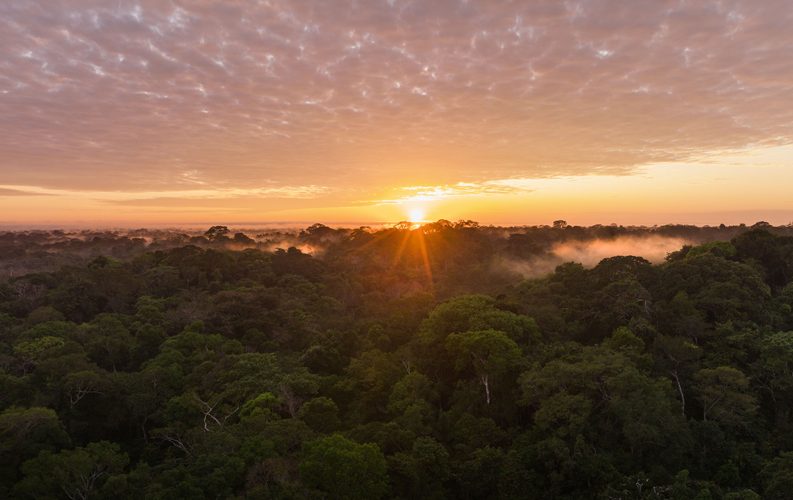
[1,0,793,194]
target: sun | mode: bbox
[407,207,426,223]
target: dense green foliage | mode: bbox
[2,223,793,498]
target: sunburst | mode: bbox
[407,207,427,224]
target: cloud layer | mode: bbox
[2,0,793,196]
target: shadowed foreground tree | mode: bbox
[693,366,757,426]
[14,441,128,499]
[300,434,388,499]
[446,329,523,405]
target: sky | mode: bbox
[2,0,793,227]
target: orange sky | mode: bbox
[2,1,793,227]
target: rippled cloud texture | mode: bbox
[2,0,793,221]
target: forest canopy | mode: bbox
[2,221,793,498]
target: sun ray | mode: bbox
[391,226,413,267]
[415,227,434,287]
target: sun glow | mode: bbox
[407,207,427,223]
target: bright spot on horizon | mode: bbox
[408,207,427,223]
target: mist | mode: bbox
[495,235,692,278]
[553,235,690,266]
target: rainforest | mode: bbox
[2,222,793,499]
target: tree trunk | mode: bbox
[670,369,686,416]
